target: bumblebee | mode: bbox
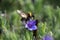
[17,10,34,24]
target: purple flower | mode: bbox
[27,25,37,31]
[25,20,37,31]
[42,34,54,40]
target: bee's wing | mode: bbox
[17,10,27,18]
[17,10,22,14]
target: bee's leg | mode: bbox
[33,30,38,40]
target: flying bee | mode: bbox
[17,10,34,25]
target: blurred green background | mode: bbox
[0,0,60,40]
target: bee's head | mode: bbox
[27,12,34,19]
